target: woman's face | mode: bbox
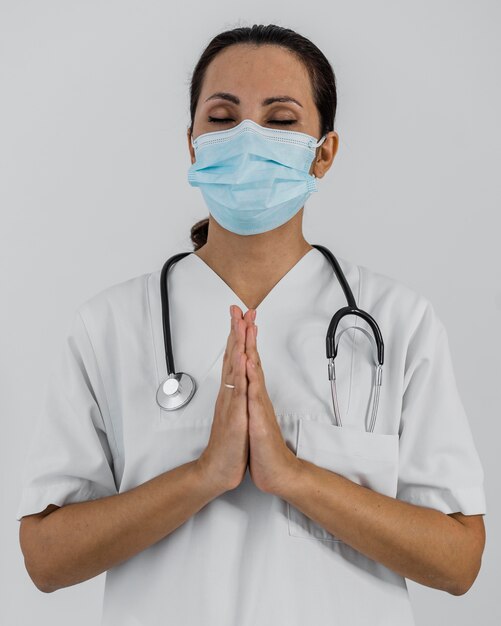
[188,44,338,178]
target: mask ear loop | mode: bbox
[315,133,328,148]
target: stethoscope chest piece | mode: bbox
[156,372,196,411]
[156,246,384,432]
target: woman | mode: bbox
[17,24,486,626]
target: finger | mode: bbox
[233,304,246,321]
[234,305,255,352]
[245,324,263,403]
[221,305,243,385]
[225,325,249,412]
[243,307,255,326]
[221,307,252,414]
[232,349,248,398]
[245,319,261,369]
[221,306,254,394]
[231,307,254,363]
[219,314,241,415]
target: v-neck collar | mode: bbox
[190,246,318,314]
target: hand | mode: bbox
[197,305,254,494]
[242,308,300,495]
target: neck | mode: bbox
[193,211,313,310]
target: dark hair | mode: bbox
[188,24,338,250]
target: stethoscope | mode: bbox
[156,244,384,433]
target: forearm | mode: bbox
[276,458,476,595]
[30,460,223,592]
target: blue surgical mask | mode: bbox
[187,118,327,236]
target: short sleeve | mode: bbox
[396,301,486,515]
[16,309,118,521]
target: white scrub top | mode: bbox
[16,247,486,626]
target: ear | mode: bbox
[187,127,196,165]
[311,131,340,179]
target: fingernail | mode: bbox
[252,309,257,321]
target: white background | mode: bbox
[1,1,499,624]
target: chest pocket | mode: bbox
[287,418,399,542]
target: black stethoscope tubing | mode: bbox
[157,244,384,431]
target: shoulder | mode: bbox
[344,257,443,343]
[75,271,154,335]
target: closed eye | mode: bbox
[207,117,297,126]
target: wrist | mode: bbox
[194,456,231,499]
[271,455,306,500]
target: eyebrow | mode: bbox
[204,92,303,108]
